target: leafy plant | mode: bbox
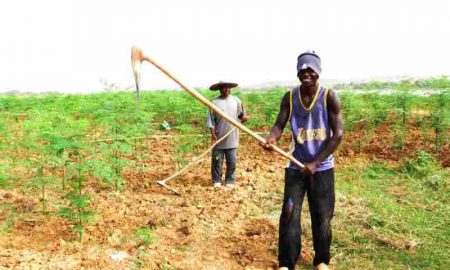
[430,91,450,155]
[173,123,201,170]
[27,164,56,214]
[402,150,439,179]
[132,227,156,245]
[0,204,16,233]
[58,148,95,241]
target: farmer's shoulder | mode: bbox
[229,95,243,106]
[326,88,341,112]
[211,97,222,104]
[281,89,293,102]
[290,85,300,92]
[276,90,292,111]
[282,86,297,100]
[326,88,339,104]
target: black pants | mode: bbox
[278,168,335,269]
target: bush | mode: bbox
[402,151,439,179]
[424,171,449,191]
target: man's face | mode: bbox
[298,68,319,87]
[220,86,231,97]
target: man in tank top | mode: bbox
[262,51,344,270]
[206,81,248,188]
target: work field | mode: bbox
[0,79,449,269]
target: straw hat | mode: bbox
[209,81,238,91]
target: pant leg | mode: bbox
[278,168,308,270]
[211,148,224,184]
[306,168,335,266]
[224,148,237,184]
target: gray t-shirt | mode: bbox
[205,95,244,149]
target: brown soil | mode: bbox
[0,125,448,269]
[338,124,449,167]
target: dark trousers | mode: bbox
[278,168,335,269]
[211,148,237,184]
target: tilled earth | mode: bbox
[0,127,448,269]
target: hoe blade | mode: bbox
[156,180,180,196]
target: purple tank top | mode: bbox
[288,85,334,171]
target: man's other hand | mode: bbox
[240,112,249,123]
[260,136,276,151]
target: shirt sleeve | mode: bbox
[236,97,244,117]
[206,109,215,129]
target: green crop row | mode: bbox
[0,83,449,241]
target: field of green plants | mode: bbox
[0,77,449,269]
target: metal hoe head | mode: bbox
[131,46,144,90]
[156,180,180,196]
[132,46,180,195]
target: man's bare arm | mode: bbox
[263,91,291,148]
[310,89,344,168]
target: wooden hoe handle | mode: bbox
[133,47,304,169]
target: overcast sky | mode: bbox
[0,0,449,93]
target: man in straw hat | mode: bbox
[262,51,344,270]
[206,81,248,188]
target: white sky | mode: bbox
[0,0,449,93]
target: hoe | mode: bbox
[130,46,304,194]
[154,128,236,195]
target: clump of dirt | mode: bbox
[439,144,450,167]
[219,219,278,268]
[0,190,38,213]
